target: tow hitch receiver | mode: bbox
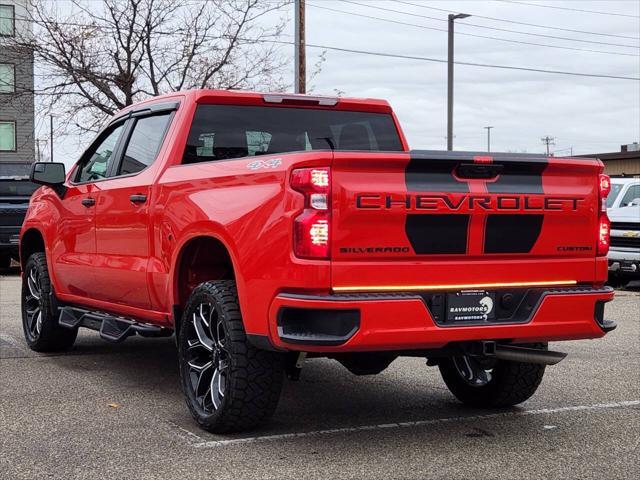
[475,341,567,365]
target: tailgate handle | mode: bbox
[456,163,503,180]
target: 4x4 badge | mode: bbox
[247,158,282,170]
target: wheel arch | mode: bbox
[20,228,46,270]
[171,234,238,331]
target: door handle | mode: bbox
[129,194,147,204]
[81,197,95,207]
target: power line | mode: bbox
[341,0,638,49]
[288,40,640,81]
[19,27,640,82]
[306,2,639,57]
[6,13,639,81]
[497,0,640,19]
[393,0,639,40]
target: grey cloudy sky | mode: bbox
[302,0,639,155]
[47,0,639,162]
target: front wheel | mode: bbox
[178,280,284,433]
[21,252,78,352]
[438,343,547,408]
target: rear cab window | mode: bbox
[182,105,403,164]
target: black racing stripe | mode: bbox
[484,214,544,254]
[406,158,469,193]
[486,160,548,194]
[406,214,469,254]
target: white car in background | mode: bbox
[607,178,640,283]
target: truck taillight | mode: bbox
[597,174,611,256]
[598,216,610,256]
[291,167,331,259]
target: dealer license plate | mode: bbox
[446,290,496,322]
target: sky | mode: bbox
[42,0,640,164]
[302,0,640,155]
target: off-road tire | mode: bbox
[21,252,78,352]
[439,343,547,408]
[178,280,284,433]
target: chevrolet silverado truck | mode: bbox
[1,177,39,269]
[20,89,616,433]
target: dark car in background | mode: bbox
[0,178,39,269]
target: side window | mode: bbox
[76,123,125,183]
[620,185,640,206]
[118,113,172,176]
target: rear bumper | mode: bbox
[264,286,615,352]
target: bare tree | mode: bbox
[2,0,295,135]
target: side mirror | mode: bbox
[626,198,640,207]
[30,162,67,197]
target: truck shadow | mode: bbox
[40,333,515,439]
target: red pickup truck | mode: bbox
[20,89,615,433]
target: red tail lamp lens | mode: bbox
[291,167,331,259]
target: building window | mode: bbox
[0,121,16,151]
[0,64,15,93]
[0,4,15,37]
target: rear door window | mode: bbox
[183,105,403,164]
[118,113,172,176]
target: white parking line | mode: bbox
[186,400,639,448]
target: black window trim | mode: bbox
[0,62,15,94]
[0,4,15,38]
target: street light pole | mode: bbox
[484,126,493,152]
[447,13,471,151]
[49,115,54,162]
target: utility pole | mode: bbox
[447,12,471,151]
[541,135,555,156]
[294,0,306,94]
[36,139,42,162]
[484,126,493,152]
[49,115,54,162]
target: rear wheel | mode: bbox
[438,343,547,408]
[178,280,284,433]
[21,252,77,352]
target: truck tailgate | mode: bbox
[330,151,602,291]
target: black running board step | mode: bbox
[58,306,171,343]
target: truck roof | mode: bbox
[116,89,395,116]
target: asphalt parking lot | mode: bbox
[1,267,639,480]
